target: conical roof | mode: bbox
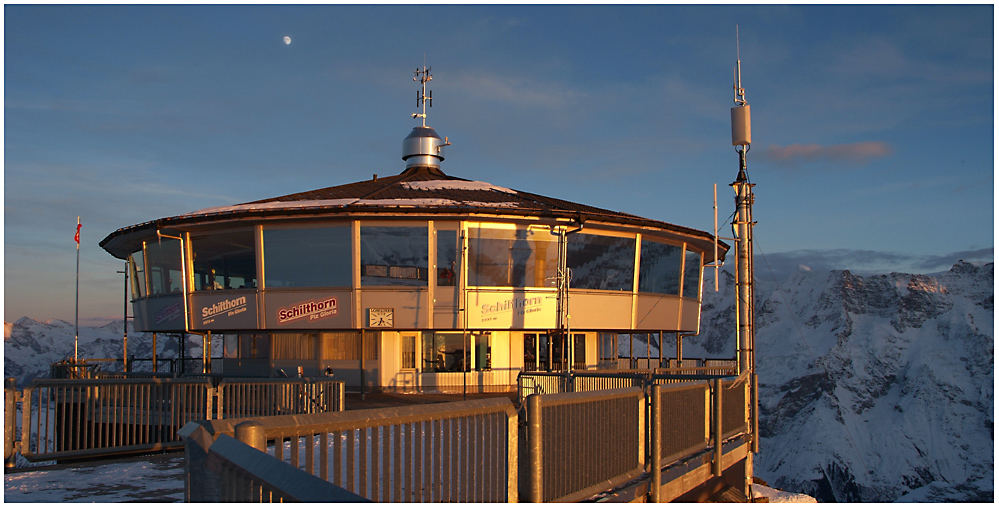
[100,165,727,260]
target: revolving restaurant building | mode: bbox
[100,121,728,392]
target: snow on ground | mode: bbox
[3,453,184,503]
[751,483,818,503]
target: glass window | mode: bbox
[598,333,617,367]
[682,249,702,299]
[264,226,351,288]
[192,231,257,291]
[474,333,491,371]
[401,334,416,369]
[222,334,239,358]
[318,332,360,360]
[129,249,146,299]
[638,239,682,295]
[524,333,538,371]
[272,332,318,360]
[436,229,458,286]
[362,331,379,360]
[146,238,183,296]
[567,233,635,291]
[360,226,428,286]
[572,333,585,369]
[422,332,468,373]
[468,226,557,287]
[239,333,269,359]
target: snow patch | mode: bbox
[182,197,522,216]
[751,483,817,503]
[400,179,516,194]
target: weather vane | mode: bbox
[411,63,433,127]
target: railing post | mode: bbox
[5,378,16,469]
[649,384,662,502]
[751,372,759,453]
[526,394,543,503]
[235,421,266,452]
[20,388,31,459]
[712,378,723,477]
[215,383,224,420]
[338,381,345,412]
[206,385,214,421]
[507,401,519,502]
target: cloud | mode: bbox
[761,141,893,167]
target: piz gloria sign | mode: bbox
[202,296,248,324]
[277,297,338,324]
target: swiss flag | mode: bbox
[75,222,82,244]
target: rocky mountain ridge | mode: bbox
[4,261,993,501]
[689,260,993,502]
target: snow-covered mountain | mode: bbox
[3,318,208,386]
[683,260,993,502]
[4,261,992,501]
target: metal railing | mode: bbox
[648,377,751,502]
[10,377,344,463]
[517,366,736,404]
[516,372,568,401]
[186,397,519,502]
[522,387,645,502]
[197,431,368,502]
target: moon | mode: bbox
[282,35,292,46]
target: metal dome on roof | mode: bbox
[402,126,446,168]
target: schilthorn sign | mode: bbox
[469,293,556,328]
[277,297,338,324]
[480,296,545,322]
[202,296,248,324]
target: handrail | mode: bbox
[207,433,369,502]
[202,396,516,439]
[194,396,519,503]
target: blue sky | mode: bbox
[4,4,994,324]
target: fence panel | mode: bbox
[571,372,647,393]
[15,378,344,463]
[721,378,748,438]
[524,387,644,502]
[655,382,710,465]
[517,372,567,402]
[218,378,343,419]
[194,397,518,502]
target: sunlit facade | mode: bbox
[101,122,728,392]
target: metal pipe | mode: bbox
[713,378,723,477]
[752,372,759,453]
[235,421,266,452]
[75,217,80,375]
[526,394,543,502]
[649,385,662,502]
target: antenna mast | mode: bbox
[411,63,433,127]
[729,25,758,456]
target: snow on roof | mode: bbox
[400,179,517,194]
[182,197,522,216]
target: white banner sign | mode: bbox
[466,291,557,329]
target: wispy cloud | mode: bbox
[761,141,893,167]
[448,70,587,109]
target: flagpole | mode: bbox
[75,216,80,374]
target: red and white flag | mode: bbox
[75,221,82,244]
